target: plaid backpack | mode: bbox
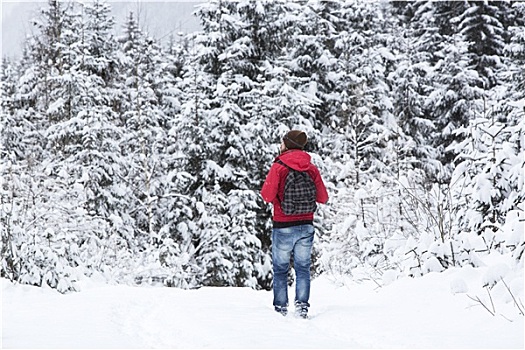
[276,160,317,215]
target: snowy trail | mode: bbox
[2,267,523,349]
[111,285,361,348]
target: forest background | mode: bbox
[1,0,524,294]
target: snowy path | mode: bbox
[111,286,360,349]
[2,267,523,348]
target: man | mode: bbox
[260,130,329,318]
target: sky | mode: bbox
[1,0,203,59]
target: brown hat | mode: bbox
[283,130,307,150]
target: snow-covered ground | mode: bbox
[2,263,523,349]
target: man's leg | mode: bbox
[293,225,314,315]
[272,227,293,311]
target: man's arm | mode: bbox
[312,168,328,204]
[260,163,280,203]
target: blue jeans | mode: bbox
[272,224,314,308]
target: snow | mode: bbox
[2,266,523,349]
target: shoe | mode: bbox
[274,305,288,316]
[295,302,308,319]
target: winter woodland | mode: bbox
[1,0,523,308]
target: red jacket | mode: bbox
[260,149,328,223]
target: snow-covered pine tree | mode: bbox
[1,31,52,284]
[282,0,338,138]
[149,31,202,289]
[457,1,507,90]
[1,57,23,281]
[188,0,298,288]
[0,0,113,292]
[386,1,441,182]
[444,1,523,263]
[427,35,485,175]
[431,0,469,38]
[376,2,457,274]
[493,1,525,264]
[316,1,398,275]
[333,1,393,186]
[167,1,241,287]
[450,94,513,232]
[65,0,136,277]
[115,12,170,265]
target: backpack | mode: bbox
[276,160,317,215]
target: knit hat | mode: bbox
[283,130,307,150]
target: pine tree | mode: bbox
[386,1,441,181]
[458,1,507,89]
[188,0,291,287]
[495,1,525,263]
[283,0,339,137]
[1,0,87,291]
[450,92,515,234]
[334,1,394,186]
[148,31,202,288]
[427,34,485,175]
[2,0,131,290]
[163,31,214,287]
[448,1,522,244]
[316,1,399,274]
[1,57,23,280]
[70,0,136,272]
[432,0,469,37]
[506,2,525,95]
[116,12,170,254]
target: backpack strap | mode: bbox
[274,159,291,204]
[275,159,289,168]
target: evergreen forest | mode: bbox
[1,0,524,293]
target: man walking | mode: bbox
[260,130,329,318]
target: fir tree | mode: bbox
[427,32,485,176]
[386,1,441,181]
[116,12,170,251]
[450,90,522,251]
[189,0,287,288]
[458,1,507,89]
